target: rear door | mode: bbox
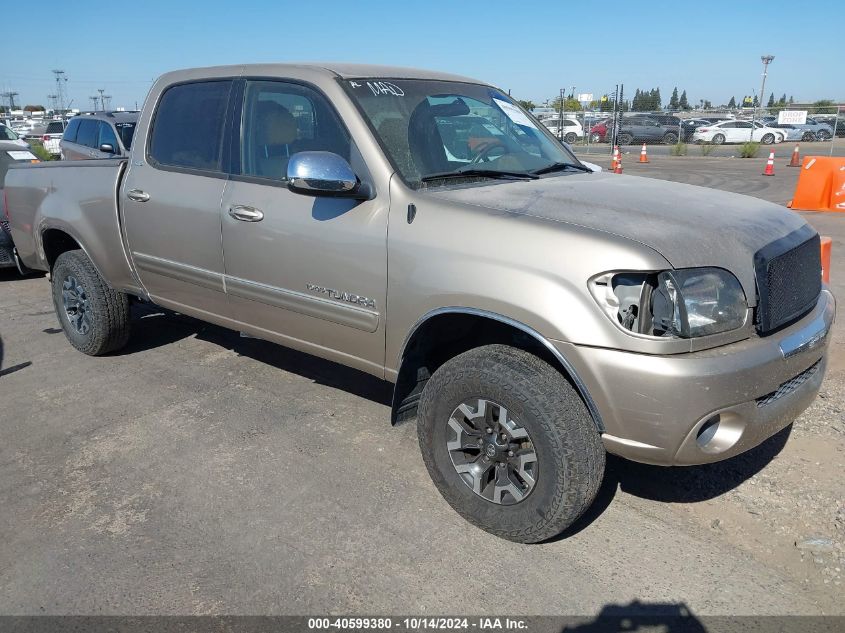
[121,79,236,318]
[67,119,99,159]
[219,78,388,374]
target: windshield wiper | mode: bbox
[531,162,593,175]
[420,168,539,183]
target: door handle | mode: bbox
[127,189,150,203]
[228,205,264,222]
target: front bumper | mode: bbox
[553,289,835,465]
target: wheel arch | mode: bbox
[41,227,86,271]
[391,307,604,432]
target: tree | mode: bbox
[23,104,46,112]
[550,96,582,112]
[516,99,535,111]
[679,90,689,110]
[668,87,679,110]
[752,95,759,107]
[779,93,787,104]
[703,99,712,109]
[788,95,794,104]
[812,99,838,114]
[766,93,775,108]
[727,96,736,109]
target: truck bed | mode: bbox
[5,159,142,294]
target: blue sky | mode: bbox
[2,0,842,111]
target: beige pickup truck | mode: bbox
[6,64,834,543]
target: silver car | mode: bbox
[60,112,138,160]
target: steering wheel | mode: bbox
[469,138,510,165]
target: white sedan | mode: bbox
[692,120,784,145]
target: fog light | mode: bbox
[696,415,721,448]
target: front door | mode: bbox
[220,79,388,375]
[121,79,235,318]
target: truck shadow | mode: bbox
[558,424,791,539]
[121,304,393,406]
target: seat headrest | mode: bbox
[255,101,297,145]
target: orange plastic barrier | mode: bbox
[821,236,832,284]
[787,156,845,212]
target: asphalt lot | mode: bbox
[1,158,843,617]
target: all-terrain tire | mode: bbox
[51,249,130,355]
[417,344,605,543]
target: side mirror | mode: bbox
[99,143,115,154]
[286,151,372,200]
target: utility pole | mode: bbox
[102,95,112,111]
[752,55,774,140]
[97,89,105,111]
[48,94,58,113]
[52,70,68,116]
[90,96,100,111]
[558,88,564,140]
[1,91,19,112]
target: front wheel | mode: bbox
[802,131,816,142]
[761,133,775,145]
[52,250,130,356]
[663,132,678,144]
[618,133,633,145]
[564,132,577,144]
[417,344,605,543]
[817,130,832,141]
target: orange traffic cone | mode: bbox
[611,145,619,171]
[763,151,775,176]
[639,143,649,163]
[614,150,623,174]
[788,144,801,167]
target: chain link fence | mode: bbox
[534,90,844,157]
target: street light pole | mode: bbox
[752,55,774,140]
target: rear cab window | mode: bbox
[148,80,233,172]
[76,119,99,147]
[63,118,81,142]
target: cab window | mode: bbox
[149,80,233,171]
[238,80,350,181]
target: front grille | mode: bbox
[756,361,821,407]
[754,228,821,334]
[0,245,13,266]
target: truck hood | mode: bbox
[426,171,809,303]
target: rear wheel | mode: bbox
[802,131,816,142]
[417,344,605,543]
[564,132,577,144]
[51,250,130,356]
[712,133,725,145]
[663,132,678,144]
[817,130,832,141]
[618,132,633,145]
[761,133,775,145]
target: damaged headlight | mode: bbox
[590,268,747,338]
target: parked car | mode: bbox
[40,120,66,156]
[5,63,833,544]
[766,123,816,142]
[628,113,700,141]
[589,119,610,142]
[0,141,39,272]
[616,116,678,145]
[792,118,834,141]
[542,117,583,143]
[60,112,138,160]
[0,124,30,148]
[692,120,784,144]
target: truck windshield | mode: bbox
[343,79,582,188]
